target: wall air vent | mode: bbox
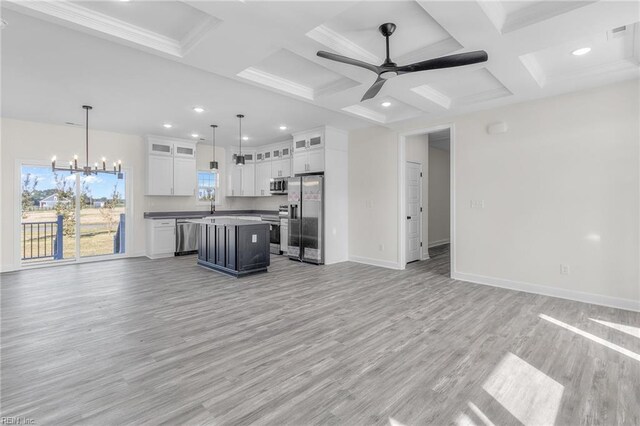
[608,25,627,40]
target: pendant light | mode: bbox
[236,114,245,166]
[209,124,218,171]
[51,105,123,179]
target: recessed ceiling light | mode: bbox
[163,123,172,128]
[242,136,249,141]
[572,47,591,56]
[381,101,391,107]
[191,133,199,138]
[193,106,204,113]
[279,125,287,130]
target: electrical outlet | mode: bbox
[560,264,570,275]
[378,244,384,252]
[470,200,485,209]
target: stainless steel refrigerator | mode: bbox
[287,175,324,264]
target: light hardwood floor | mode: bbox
[1,247,639,425]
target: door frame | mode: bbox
[405,161,423,263]
[14,159,134,270]
[397,123,455,271]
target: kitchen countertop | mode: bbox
[143,210,277,220]
[185,218,270,226]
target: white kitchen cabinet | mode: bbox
[271,158,291,178]
[173,157,196,196]
[256,161,272,197]
[293,152,306,175]
[292,131,323,153]
[145,136,197,196]
[307,150,324,173]
[293,150,324,174]
[227,162,255,196]
[146,219,175,259]
[147,155,174,196]
[242,163,255,196]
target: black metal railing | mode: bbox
[22,215,63,260]
[113,213,125,254]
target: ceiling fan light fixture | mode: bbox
[210,124,218,171]
[316,22,488,102]
[236,114,245,167]
[572,47,591,56]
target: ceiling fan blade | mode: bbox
[361,77,386,101]
[396,50,488,74]
[317,51,380,74]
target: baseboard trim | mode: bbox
[452,271,640,313]
[349,255,403,270]
[428,239,450,248]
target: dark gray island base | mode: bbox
[189,218,270,277]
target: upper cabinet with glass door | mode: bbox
[292,130,323,153]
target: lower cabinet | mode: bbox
[225,225,236,270]
[215,225,225,267]
[197,222,270,276]
[146,219,175,259]
[198,224,207,262]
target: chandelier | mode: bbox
[51,105,123,178]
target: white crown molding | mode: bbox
[237,67,314,100]
[503,1,596,34]
[306,25,380,64]
[411,84,452,109]
[476,0,506,33]
[519,53,547,87]
[4,0,221,58]
[341,105,386,124]
[180,16,221,56]
[6,0,181,56]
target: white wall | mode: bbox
[348,79,640,310]
[348,126,399,268]
[427,145,450,247]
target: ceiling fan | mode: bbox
[317,23,488,102]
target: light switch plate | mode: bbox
[252,234,257,243]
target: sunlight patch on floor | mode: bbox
[482,352,564,426]
[590,318,640,339]
[468,402,495,426]
[540,314,640,361]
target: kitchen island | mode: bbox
[188,218,270,277]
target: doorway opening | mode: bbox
[399,125,453,273]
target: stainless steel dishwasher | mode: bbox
[175,219,199,255]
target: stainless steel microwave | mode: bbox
[270,177,287,194]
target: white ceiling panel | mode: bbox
[2,0,638,135]
[309,0,460,64]
[520,22,640,88]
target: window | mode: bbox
[198,170,218,202]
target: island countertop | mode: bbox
[185,218,268,226]
[192,219,270,277]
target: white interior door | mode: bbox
[405,161,422,263]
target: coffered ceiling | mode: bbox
[1,0,638,146]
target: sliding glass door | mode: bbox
[79,173,126,258]
[20,164,127,266]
